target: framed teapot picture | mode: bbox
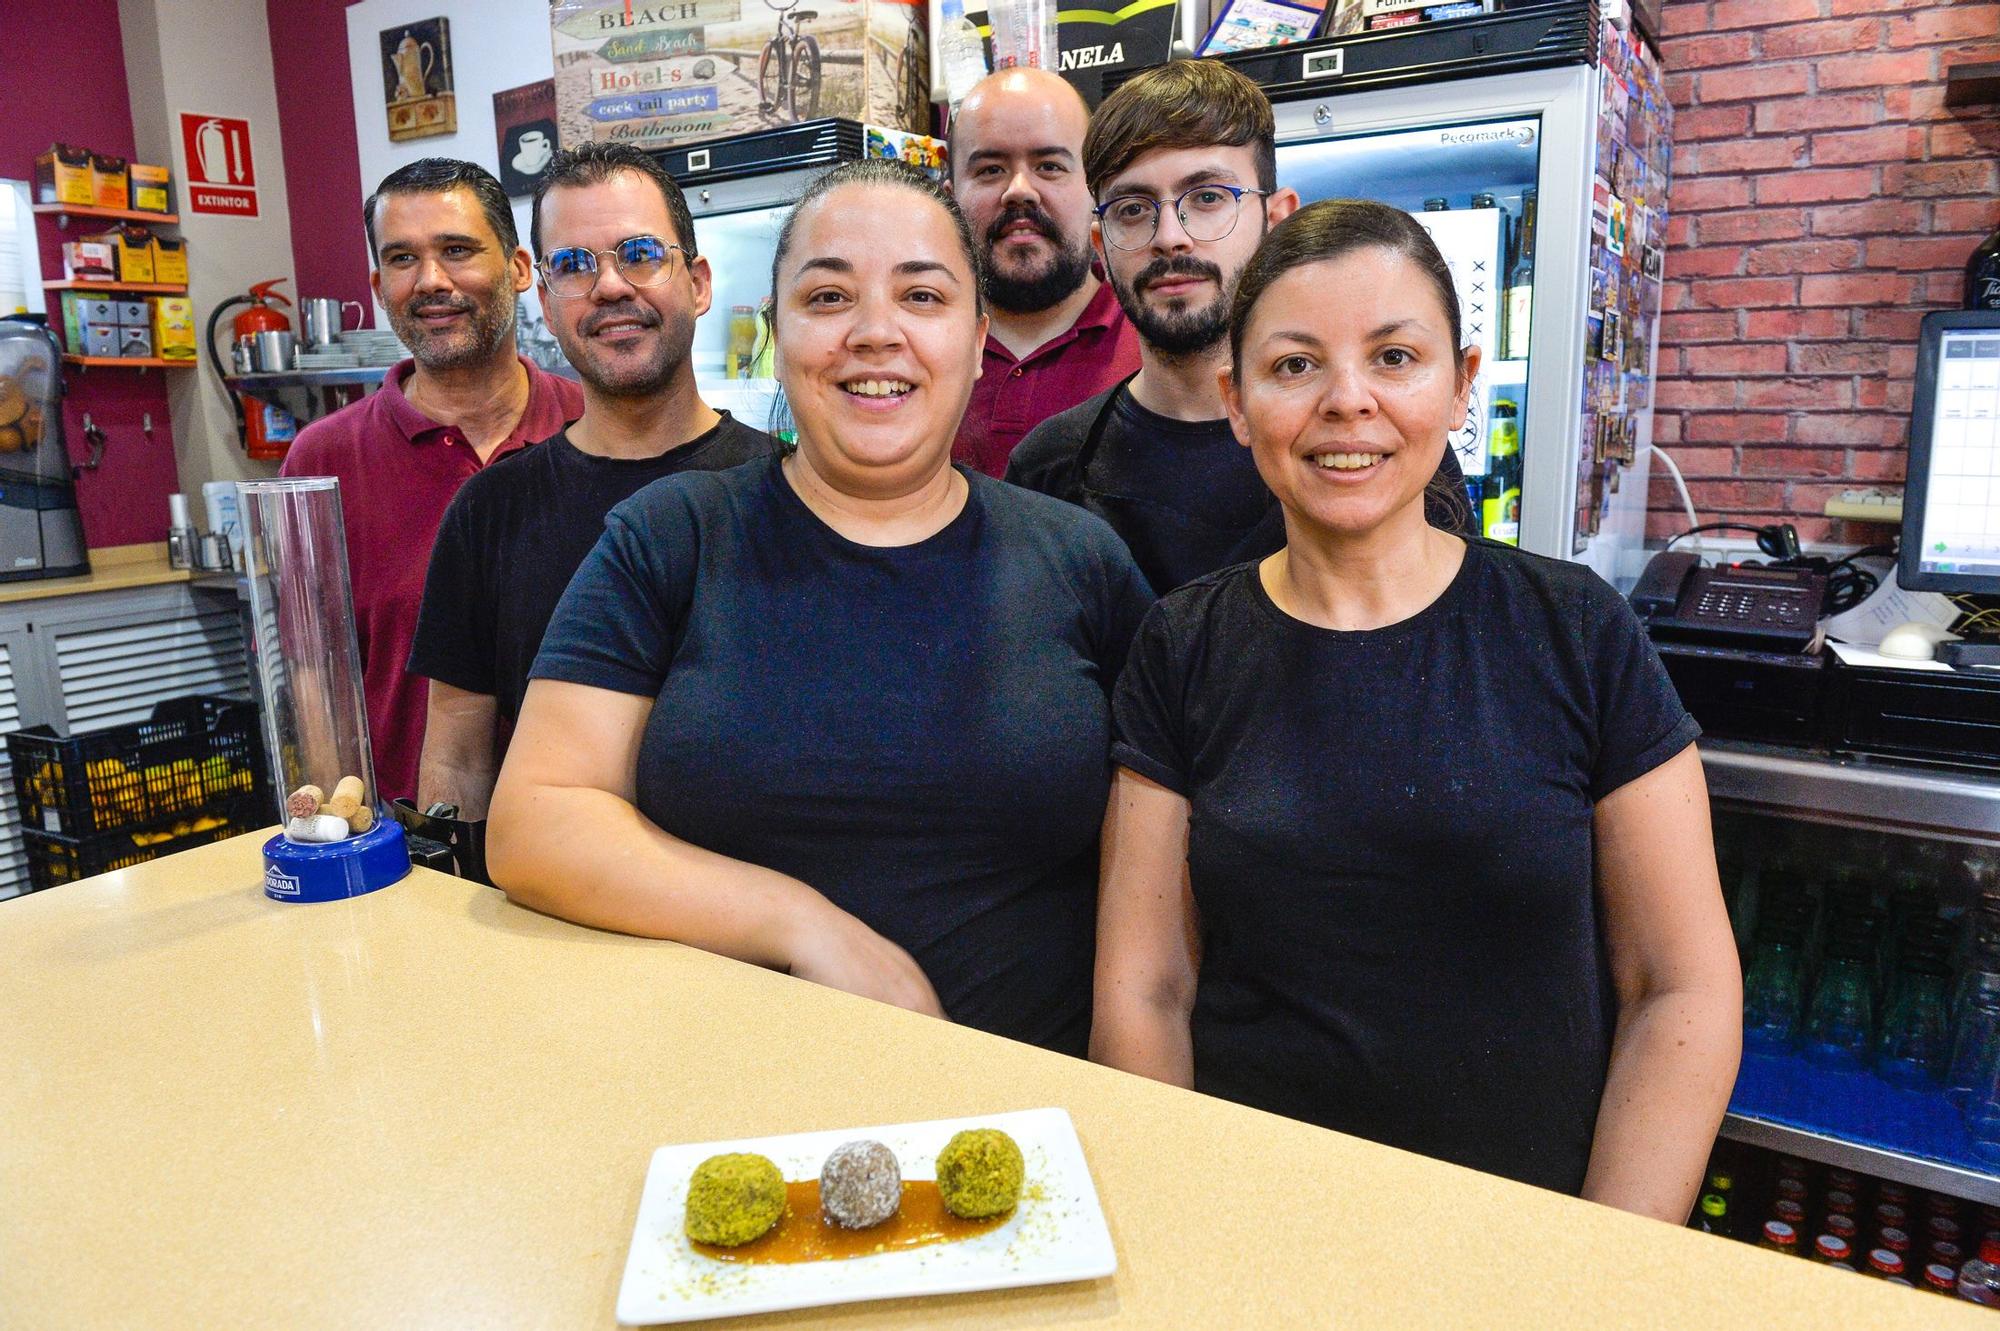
[381,17,457,142]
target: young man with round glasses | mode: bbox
[1007,60,1468,595]
[409,143,773,822]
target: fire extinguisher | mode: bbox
[204,278,298,460]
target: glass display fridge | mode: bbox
[650,118,947,438]
[1214,1,1670,584]
[1703,742,2000,1217]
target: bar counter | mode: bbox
[0,834,1976,1328]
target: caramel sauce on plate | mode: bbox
[693,1181,1010,1264]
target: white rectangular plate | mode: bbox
[616,1106,1115,1325]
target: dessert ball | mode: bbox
[819,1139,902,1229]
[934,1128,1024,1219]
[684,1152,786,1246]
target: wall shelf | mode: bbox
[43,280,188,295]
[31,203,180,227]
[61,356,195,371]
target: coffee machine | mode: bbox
[0,318,88,582]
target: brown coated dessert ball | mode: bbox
[819,1139,902,1229]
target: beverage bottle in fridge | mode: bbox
[1947,948,2000,1109]
[1812,1234,1853,1266]
[1925,1262,1959,1295]
[1481,400,1521,546]
[1422,197,1450,212]
[1967,222,2000,310]
[1503,188,1536,361]
[1957,1237,2000,1304]
[1759,1220,1799,1255]
[1866,1247,1907,1280]
[1694,1192,1731,1237]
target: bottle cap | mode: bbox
[1777,1178,1807,1202]
[1825,1189,1855,1214]
[1815,1235,1850,1261]
[1699,1193,1727,1219]
[1926,1263,1958,1291]
[1930,1215,1962,1242]
[1708,1171,1734,1193]
[1775,1200,1805,1225]
[1827,1214,1858,1239]
[1763,1221,1797,1246]
[1880,1226,1911,1253]
[1876,1203,1907,1228]
[1868,1248,1905,1276]
[1932,1240,1963,1267]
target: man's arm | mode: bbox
[416,680,501,820]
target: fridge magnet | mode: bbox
[1199,0,1324,57]
[494,80,559,196]
[382,18,457,143]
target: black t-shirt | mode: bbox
[409,415,775,727]
[1111,541,1700,1194]
[531,455,1154,1054]
[1006,384,1471,595]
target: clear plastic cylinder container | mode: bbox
[237,478,383,847]
[987,0,1058,71]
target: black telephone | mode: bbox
[1630,551,1827,653]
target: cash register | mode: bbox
[1638,309,2000,768]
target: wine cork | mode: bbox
[286,813,350,843]
[348,804,374,834]
[323,774,366,822]
[286,785,325,821]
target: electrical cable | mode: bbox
[1649,445,1702,554]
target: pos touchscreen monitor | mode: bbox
[1900,309,2000,595]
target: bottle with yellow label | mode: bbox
[1481,399,1521,546]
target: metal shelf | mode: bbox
[1722,1051,2000,1205]
[1700,740,2000,842]
[222,368,389,391]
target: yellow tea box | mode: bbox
[33,144,93,206]
[151,235,187,286]
[129,163,173,214]
[153,297,197,361]
[90,153,129,211]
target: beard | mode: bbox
[1107,254,1233,356]
[555,300,695,398]
[388,287,517,372]
[980,204,1095,315]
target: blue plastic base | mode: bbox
[262,817,410,903]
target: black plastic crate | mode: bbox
[6,696,266,839]
[19,794,263,893]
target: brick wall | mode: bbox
[1650,0,2000,544]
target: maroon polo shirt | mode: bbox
[279,357,583,803]
[953,279,1141,478]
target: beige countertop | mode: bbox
[0,541,191,605]
[0,833,1979,1329]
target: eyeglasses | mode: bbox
[1093,184,1272,251]
[537,235,686,298]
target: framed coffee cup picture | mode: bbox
[381,17,456,142]
[494,79,559,197]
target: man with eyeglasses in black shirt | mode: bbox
[1007,60,1468,594]
[409,143,774,819]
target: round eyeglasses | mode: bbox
[537,235,686,298]
[1093,184,1272,251]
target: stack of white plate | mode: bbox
[295,349,360,369]
[336,329,410,367]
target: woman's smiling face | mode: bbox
[1225,245,1478,539]
[775,181,988,496]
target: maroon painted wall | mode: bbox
[0,0,182,548]
[267,0,372,317]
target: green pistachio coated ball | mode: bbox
[684,1152,786,1246]
[934,1128,1024,1220]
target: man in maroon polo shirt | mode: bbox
[281,159,583,803]
[948,68,1141,478]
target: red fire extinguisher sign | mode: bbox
[178,114,259,217]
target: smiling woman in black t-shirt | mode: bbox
[1091,200,1741,1218]
[485,162,1150,1055]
